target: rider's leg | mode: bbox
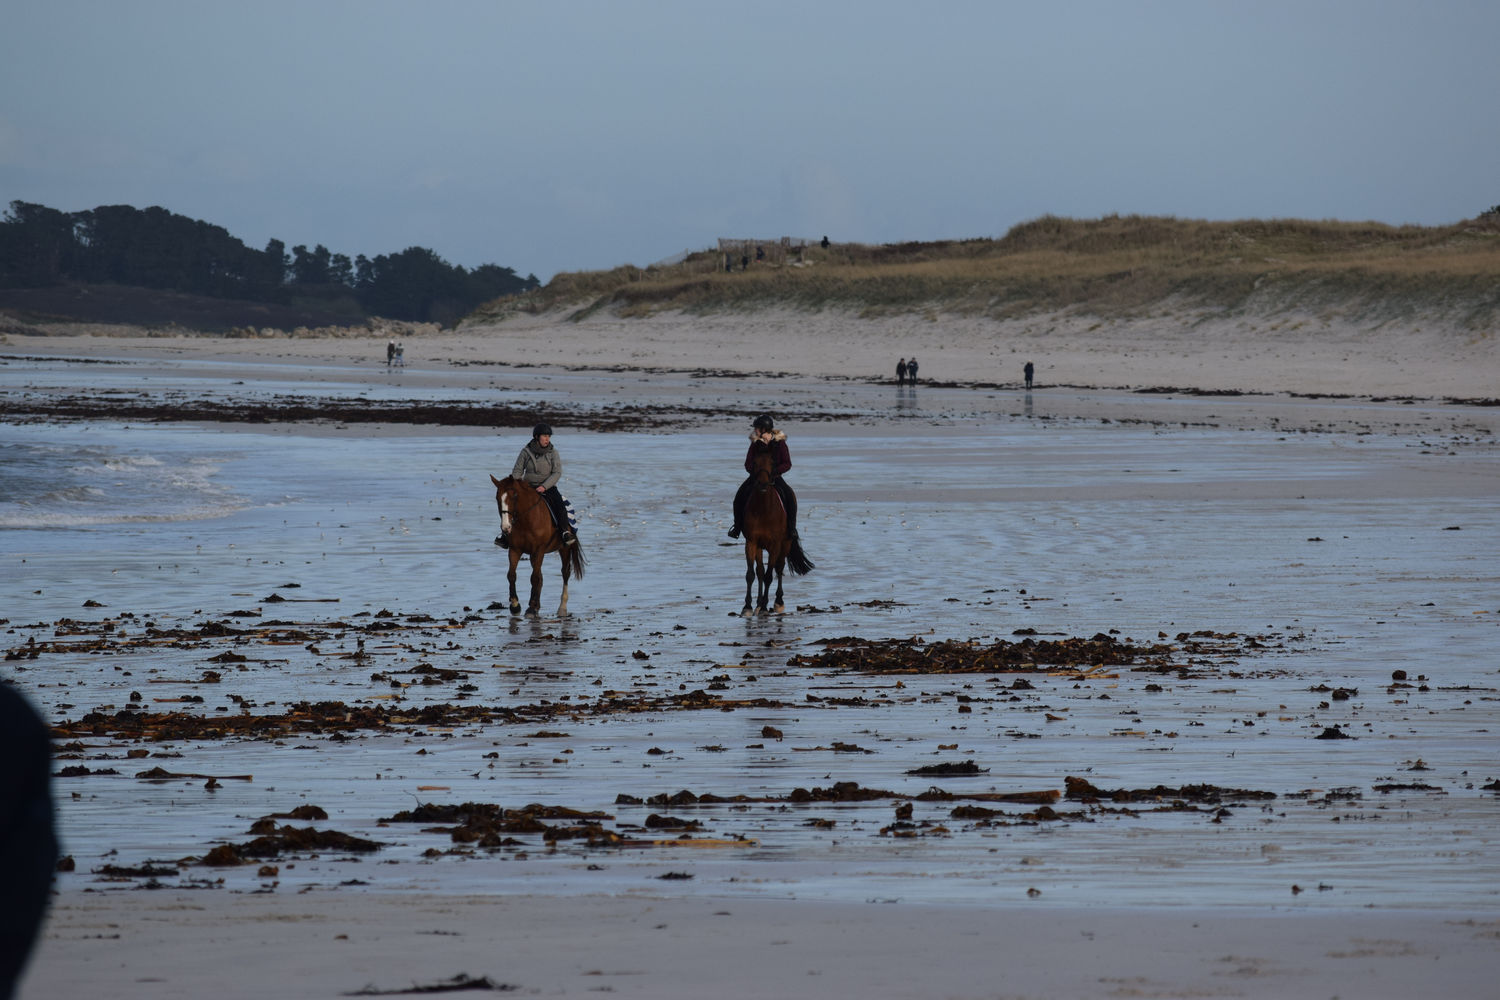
[728,478,750,538]
[542,487,575,544]
[777,480,799,539]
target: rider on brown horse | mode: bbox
[728,413,799,541]
[505,422,577,547]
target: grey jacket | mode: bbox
[512,440,561,490]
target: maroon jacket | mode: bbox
[744,430,791,478]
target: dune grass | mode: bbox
[469,214,1500,328]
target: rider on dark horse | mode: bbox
[728,413,799,541]
[508,422,577,546]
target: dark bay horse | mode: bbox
[490,474,585,617]
[741,447,813,616]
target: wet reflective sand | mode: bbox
[4,352,1498,912]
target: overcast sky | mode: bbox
[4,0,1497,281]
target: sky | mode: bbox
[3,0,1498,282]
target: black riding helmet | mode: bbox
[752,414,775,432]
[532,422,553,439]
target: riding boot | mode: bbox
[728,479,749,537]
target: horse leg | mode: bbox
[773,558,785,614]
[507,550,522,615]
[556,555,571,617]
[742,545,755,617]
[756,554,772,616]
[526,554,544,617]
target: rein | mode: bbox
[506,478,549,519]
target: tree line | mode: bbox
[0,200,538,325]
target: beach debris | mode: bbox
[789,631,1281,677]
[344,972,515,995]
[267,804,329,821]
[1064,776,1275,804]
[135,766,252,782]
[906,760,988,777]
[0,390,852,433]
[201,824,384,866]
[92,862,180,879]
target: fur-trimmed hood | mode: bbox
[749,429,787,443]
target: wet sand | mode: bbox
[33,892,1500,999]
[5,320,1500,998]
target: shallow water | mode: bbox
[3,352,1498,910]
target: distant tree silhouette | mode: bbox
[0,200,538,324]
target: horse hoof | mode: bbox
[509,603,521,616]
[740,607,752,618]
[773,604,785,615]
[525,608,540,619]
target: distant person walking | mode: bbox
[386,340,395,367]
[907,356,919,385]
[896,358,908,386]
[1024,361,1034,390]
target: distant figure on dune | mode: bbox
[0,683,57,1000]
[820,235,830,249]
[907,356,919,385]
[896,357,908,385]
[1024,360,1034,390]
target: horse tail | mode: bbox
[566,538,587,580]
[786,538,814,575]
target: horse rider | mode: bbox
[510,422,577,546]
[727,413,800,541]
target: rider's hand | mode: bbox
[536,486,546,493]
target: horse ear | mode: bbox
[490,474,504,487]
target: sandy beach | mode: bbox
[5,309,1499,999]
[8,302,1499,399]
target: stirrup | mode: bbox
[561,530,576,546]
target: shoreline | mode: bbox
[5,302,1498,401]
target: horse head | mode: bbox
[749,444,778,487]
[490,474,516,535]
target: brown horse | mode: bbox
[490,474,585,617]
[741,447,813,616]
